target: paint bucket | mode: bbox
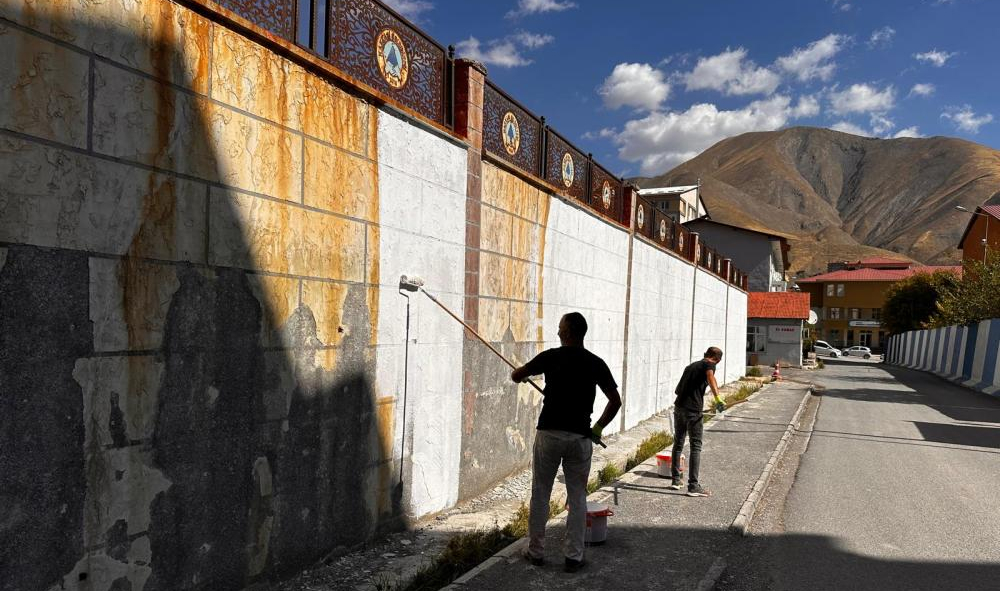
[584,502,614,546]
[655,452,685,478]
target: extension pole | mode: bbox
[419,288,545,395]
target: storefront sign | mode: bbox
[768,325,800,343]
[849,320,881,327]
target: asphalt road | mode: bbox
[720,360,1000,591]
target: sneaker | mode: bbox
[523,551,544,567]
[687,484,711,497]
[667,479,683,490]
[564,557,586,573]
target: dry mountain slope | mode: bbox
[636,127,1000,274]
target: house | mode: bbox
[957,204,1000,263]
[747,292,811,368]
[637,184,707,224]
[683,218,791,292]
[796,258,961,351]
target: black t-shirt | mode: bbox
[674,359,717,413]
[521,346,618,437]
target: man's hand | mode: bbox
[590,423,607,448]
[713,395,726,414]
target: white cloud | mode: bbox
[909,83,936,97]
[582,128,616,140]
[828,83,896,115]
[599,63,671,111]
[942,105,994,133]
[914,49,957,67]
[893,126,923,138]
[831,121,872,136]
[868,26,896,48]
[682,48,781,96]
[506,0,576,18]
[869,113,895,135]
[775,34,849,82]
[455,31,553,68]
[832,0,852,11]
[511,31,554,49]
[610,95,813,175]
[382,0,433,20]
[791,94,821,117]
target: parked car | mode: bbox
[814,340,841,357]
[842,346,872,359]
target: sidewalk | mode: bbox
[446,378,812,590]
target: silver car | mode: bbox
[814,340,841,357]
[842,346,872,359]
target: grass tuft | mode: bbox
[746,366,763,377]
[816,359,825,369]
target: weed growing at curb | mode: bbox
[625,431,673,471]
[816,359,825,369]
[746,366,763,377]
[726,383,760,405]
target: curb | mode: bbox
[729,387,813,536]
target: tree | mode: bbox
[882,271,959,335]
[931,256,1000,327]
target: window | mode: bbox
[872,308,882,320]
[829,307,841,319]
[747,326,766,352]
[829,329,841,346]
[826,284,834,297]
[836,284,845,297]
[850,308,860,320]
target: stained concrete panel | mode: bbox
[0,24,90,148]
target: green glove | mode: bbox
[591,424,604,438]
[714,396,726,414]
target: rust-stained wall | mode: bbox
[0,1,397,590]
[459,163,549,499]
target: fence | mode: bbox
[886,319,1000,397]
[206,0,747,289]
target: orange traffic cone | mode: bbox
[771,363,781,381]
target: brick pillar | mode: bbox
[722,259,732,282]
[689,232,700,264]
[454,58,487,333]
[623,183,639,228]
[455,59,487,439]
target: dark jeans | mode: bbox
[671,409,703,485]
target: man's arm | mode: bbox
[593,388,622,431]
[706,369,721,398]
[510,365,533,383]
[511,351,546,383]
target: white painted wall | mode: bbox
[692,268,729,364]
[540,198,629,434]
[725,286,749,384]
[375,111,467,517]
[623,239,695,428]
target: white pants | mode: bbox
[527,429,593,562]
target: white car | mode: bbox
[814,340,841,357]
[842,346,872,359]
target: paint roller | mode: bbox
[398,275,608,448]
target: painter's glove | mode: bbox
[713,396,726,414]
[590,424,607,448]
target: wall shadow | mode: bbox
[0,11,403,591]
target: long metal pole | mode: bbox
[419,288,544,395]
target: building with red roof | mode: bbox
[957,203,1000,263]
[796,261,961,351]
[746,292,811,368]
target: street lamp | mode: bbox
[955,205,991,261]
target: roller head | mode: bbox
[399,275,425,292]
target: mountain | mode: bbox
[634,127,1000,275]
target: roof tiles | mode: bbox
[748,292,811,319]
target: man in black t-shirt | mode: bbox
[669,347,724,497]
[511,312,621,573]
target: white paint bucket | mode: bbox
[655,452,685,478]
[584,502,614,546]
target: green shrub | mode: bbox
[746,366,763,377]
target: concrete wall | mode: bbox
[747,318,803,368]
[887,319,1000,397]
[0,2,748,589]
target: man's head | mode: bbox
[704,347,723,362]
[558,312,588,346]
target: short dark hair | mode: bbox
[705,346,723,360]
[562,312,588,340]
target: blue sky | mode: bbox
[384,0,999,178]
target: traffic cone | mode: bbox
[771,363,781,381]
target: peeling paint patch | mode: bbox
[89,257,180,352]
